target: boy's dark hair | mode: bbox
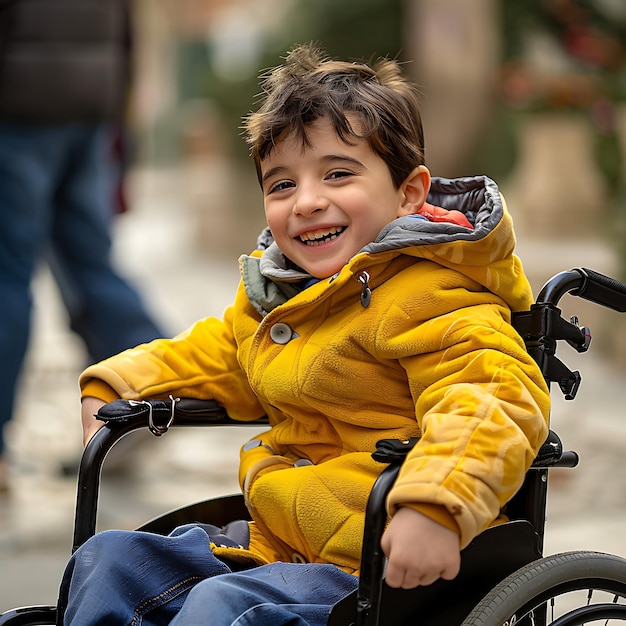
[243,44,425,189]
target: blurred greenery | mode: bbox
[165,0,626,270]
[498,0,626,274]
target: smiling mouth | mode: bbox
[298,226,347,246]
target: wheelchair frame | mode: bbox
[2,267,626,626]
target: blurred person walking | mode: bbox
[0,0,164,491]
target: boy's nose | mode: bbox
[292,185,329,216]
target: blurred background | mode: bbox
[1,0,626,611]
[126,0,626,327]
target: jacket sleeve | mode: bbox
[79,304,265,422]
[383,302,550,549]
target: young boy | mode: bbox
[58,44,550,625]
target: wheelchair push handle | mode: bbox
[537,267,626,312]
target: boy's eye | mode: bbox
[268,180,294,194]
[326,170,352,181]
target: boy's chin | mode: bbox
[307,264,344,280]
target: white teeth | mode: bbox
[299,226,345,246]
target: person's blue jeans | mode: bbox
[0,123,163,455]
[58,525,359,625]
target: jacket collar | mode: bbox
[240,175,503,316]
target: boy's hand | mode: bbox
[81,397,106,447]
[381,506,461,588]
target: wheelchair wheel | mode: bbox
[461,551,626,626]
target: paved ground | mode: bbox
[1,166,625,613]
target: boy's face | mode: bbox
[260,117,428,279]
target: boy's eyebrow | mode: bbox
[324,154,366,169]
[261,165,288,188]
[261,154,366,187]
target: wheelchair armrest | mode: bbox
[374,429,578,471]
[96,397,263,434]
[531,429,578,469]
[355,431,575,626]
[72,398,267,552]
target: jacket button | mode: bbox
[294,459,313,468]
[242,440,262,452]
[242,439,276,454]
[270,323,293,344]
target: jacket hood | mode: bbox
[366,176,502,254]
[241,175,532,315]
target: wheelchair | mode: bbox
[3,266,626,626]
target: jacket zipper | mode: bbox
[355,270,371,308]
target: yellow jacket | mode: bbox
[80,176,550,575]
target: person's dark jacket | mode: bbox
[0,0,131,123]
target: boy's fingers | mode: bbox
[385,562,440,589]
[385,549,460,589]
[384,563,407,588]
[441,561,461,580]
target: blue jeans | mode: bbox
[0,123,163,455]
[58,525,358,625]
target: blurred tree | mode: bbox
[407,0,504,178]
[495,0,626,271]
[176,0,405,161]
[291,0,405,62]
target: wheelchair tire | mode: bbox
[460,551,626,626]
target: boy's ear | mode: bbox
[397,166,431,217]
